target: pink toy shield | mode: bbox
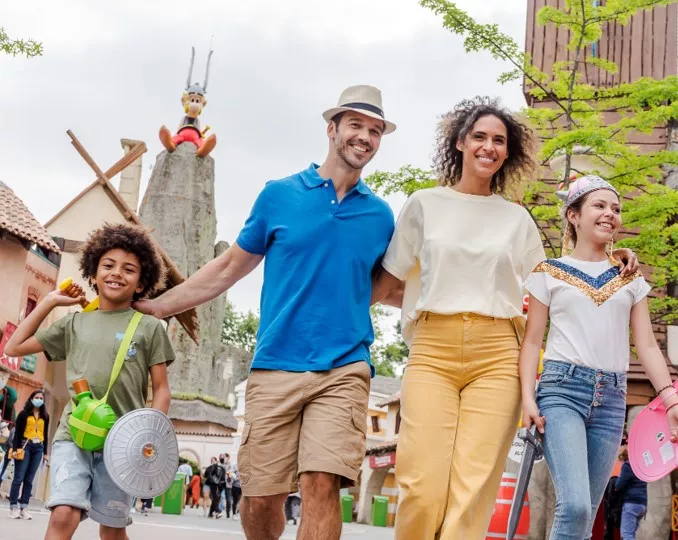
[628,381,678,482]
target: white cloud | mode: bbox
[1,0,527,313]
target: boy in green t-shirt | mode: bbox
[5,223,175,539]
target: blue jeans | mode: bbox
[620,502,646,539]
[536,361,626,540]
[10,440,44,508]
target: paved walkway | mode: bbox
[0,501,395,539]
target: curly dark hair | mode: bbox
[79,223,167,299]
[433,96,538,195]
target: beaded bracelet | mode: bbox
[666,402,678,414]
[657,384,674,395]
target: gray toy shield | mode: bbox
[104,409,179,498]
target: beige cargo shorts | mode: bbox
[237,361,370,497]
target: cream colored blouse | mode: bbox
[381,186,546,345]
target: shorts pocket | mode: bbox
[340,407,367,470]
[238,423,251,483]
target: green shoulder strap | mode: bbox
[100,311,144,403]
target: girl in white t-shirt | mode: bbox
[520,175,678,540]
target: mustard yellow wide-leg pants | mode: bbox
[395,312,523,540]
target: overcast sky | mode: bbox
[2,0,527,315]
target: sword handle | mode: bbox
[518,425,544,458]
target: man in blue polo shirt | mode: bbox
[136,85,396,540]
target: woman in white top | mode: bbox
[371,98,637,539]
[519,175,677,539]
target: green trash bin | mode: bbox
[341,494,354,523]
[372,495,389,527]
[162,473,186,515]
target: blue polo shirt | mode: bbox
[236,163,395,375]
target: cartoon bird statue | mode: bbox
[159,47,217,158]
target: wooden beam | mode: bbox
[67,130,109,183]
[103,141,147,180]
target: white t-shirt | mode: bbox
[524,256,651,372]
[381,186,546,346]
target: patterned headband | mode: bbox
[555,174,620,208]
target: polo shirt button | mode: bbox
[331,200,336,204]
[324,183,329,187]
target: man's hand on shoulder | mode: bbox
[132,298,164,319]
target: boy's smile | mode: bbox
[94,248,144,309]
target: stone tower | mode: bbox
[138,143,237,403]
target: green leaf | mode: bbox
[0,27,43,57]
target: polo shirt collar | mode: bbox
[301,163,371,195]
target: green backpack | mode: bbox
[68,311,143,451]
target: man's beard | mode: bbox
[336,139,374,171]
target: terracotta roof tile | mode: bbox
[366,439,398,456]
[0,181,60,253]
[371,376,402,396]
[376,391,401,408]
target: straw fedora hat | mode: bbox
[322,85,396,135]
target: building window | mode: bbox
[395,409,401,435]
[371,415,380,433]
[25,298,37,318]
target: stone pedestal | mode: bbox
[139,143,235,403]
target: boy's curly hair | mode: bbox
[79,223,167,299]
[433,96,538,195]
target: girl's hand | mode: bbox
[522,398,546,434]
[47,285,86,307]
[667,405,678,443]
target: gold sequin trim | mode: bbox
[533,262,642,306]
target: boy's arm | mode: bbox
[5,286,85,357]
[149,363,171,415]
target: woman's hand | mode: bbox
[522,397,546,434]
[611,248,639,277]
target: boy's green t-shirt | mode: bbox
[35,308,175,443]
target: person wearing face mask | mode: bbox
[519,175,677,539]
[9,389,50,519]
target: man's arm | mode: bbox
[371,267,404,308]
[134,243,263,319]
